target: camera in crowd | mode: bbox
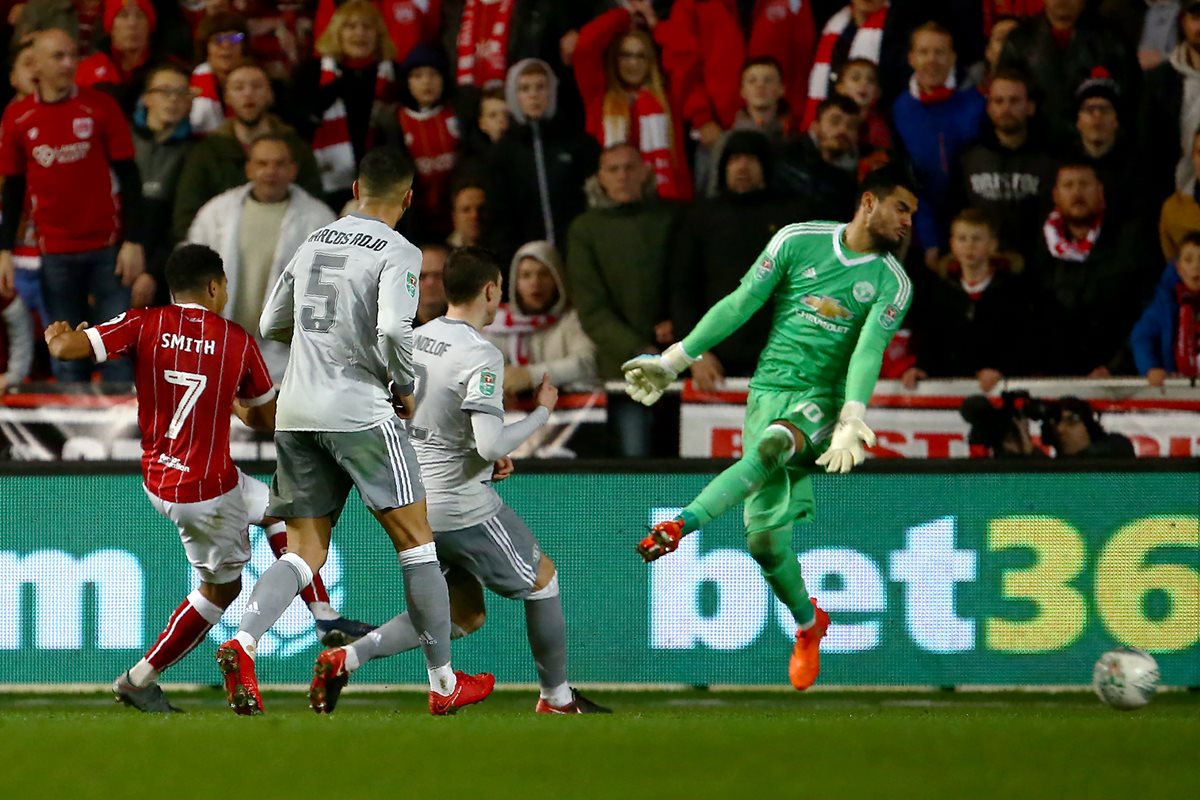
[960,391,1134,458]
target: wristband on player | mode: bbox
[838,401,867,422]
[662,342,699,376]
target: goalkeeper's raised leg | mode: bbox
[623,165,917,689]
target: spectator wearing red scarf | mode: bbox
[574,5,691,200]
[1132,232,1200,384]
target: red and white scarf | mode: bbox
[603,89,687,200]
[490,304,559,366]
[189,62,226,136]
[1043,209,1102,262]
[456,0,516,87]
[312,57,395,193]
[1175,284,1199,377]
[909,71,957,105]
[803,3,888,129]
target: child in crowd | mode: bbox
[1131,231,1200,384]
[396,43,459,239]
[834,57,890,153]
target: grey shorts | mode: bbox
[436,505,542,599]
[270,416,425,524]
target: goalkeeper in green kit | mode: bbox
[623,166,917,690]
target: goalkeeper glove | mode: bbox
[621,343,697,407]
[815,402,876,474]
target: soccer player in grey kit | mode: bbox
[215,148,495,716]
[307,247,609,714]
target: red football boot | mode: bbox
[215,639,263,715]
[637,519,685,562]
[429,671,496,716]
[788,599,831,691]
[535,688,612,714]
[309,647,351,714]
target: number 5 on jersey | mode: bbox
[301,253,347,333]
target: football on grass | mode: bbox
[1093,647,1160,710]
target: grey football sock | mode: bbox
[524,579,568,693]
[399,548,452,669]
[238,555,309,640]
[349,613,469,666]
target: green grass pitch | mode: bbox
[3,689,1198,799]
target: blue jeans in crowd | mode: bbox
[40,245,132,383]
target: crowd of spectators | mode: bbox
[0,0,1196,453]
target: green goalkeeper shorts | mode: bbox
[741,388,840,535]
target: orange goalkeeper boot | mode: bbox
[637,519,685,562]
[788,599,831,691]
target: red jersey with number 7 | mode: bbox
[85,303,275,503]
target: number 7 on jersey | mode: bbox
[163,370,208,439]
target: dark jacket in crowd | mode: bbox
[670,132,808,377]
[291,57,389,169]
[172,116,323,242]
[908,257,1035,378]
[567,199,683,379]
[1027,218,1158,374]
[1139,47,1193,209]
[1063,134,1143,222]
[132,108,194,300]
[773,134,857,223]
[954,129,1056,260]
[999,13,1135,142]
[485,59,599,263]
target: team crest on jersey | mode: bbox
[853,280,876,303]
[480,371,497,397]
[879,304,901,329]
[72,117,93,139]
[406,272,418,297]
[755,256,773,281]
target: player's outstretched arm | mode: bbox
[44,321,94,361]
[471,374,557,461]
[622,279,769,407]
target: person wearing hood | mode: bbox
[292,0,398,212]
[485,58,598,262]
[391,42,460,241]
[1140,1,1200,208]
[74,0,160,116]
[132,64,197,307]
[484,240,597,395]
[671,130,805,390]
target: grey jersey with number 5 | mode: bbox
[259,213,422,432]
[409,317,506,530]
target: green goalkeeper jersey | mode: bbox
[680,221,913,404]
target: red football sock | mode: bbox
[266,529,330,605]
[144,593,219,672]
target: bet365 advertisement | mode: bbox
[2,469,1198,687]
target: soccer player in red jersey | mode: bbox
[44,244,372,713]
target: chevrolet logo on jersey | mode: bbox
[801,295,854,320]
[798,295,855,333]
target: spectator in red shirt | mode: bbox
[394,43,459,240]
[189,12,249,135]
[0,28,144,383]
[0,41,45,329]
[74,0,158,116]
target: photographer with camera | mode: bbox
[961,392,1133,458]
